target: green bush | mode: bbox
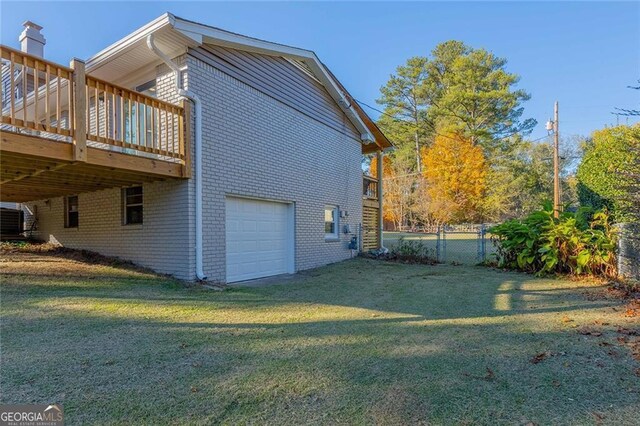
[576,125,639,221]
[389,237,437,263]
[490,203,617,277]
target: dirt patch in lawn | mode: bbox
[0,242,160,278]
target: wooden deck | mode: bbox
[1,45,190,202]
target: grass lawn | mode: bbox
[1,248,639,425]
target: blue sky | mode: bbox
[2,1,638,140]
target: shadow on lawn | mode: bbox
[3,303,638,424]
[2,256,638,424]
[1,257,616,321]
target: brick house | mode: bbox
[1,14,391,282]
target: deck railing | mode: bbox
[85,75,184,161]
[363,174,378,200]
[1,45,74,138]
[1,45,187,165]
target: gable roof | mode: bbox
[85,13,392,151]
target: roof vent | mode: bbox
[19,21,45,57]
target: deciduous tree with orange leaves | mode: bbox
[421,134,487,223]
[370,154,415,230]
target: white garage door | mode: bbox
[226,197,293,282]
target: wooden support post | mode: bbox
[377,150,384,248]
[70,58,86,162]
[181,100,192,179]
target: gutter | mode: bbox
[147,34,207,281]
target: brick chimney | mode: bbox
[19,21,45,57]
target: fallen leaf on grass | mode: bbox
[462,367,496,381]
[485,367,495,380]
[631,340,640,361]
[624,309,638,318]
[606,349,620,358]
[617,327,639,336]
[561,316,573,323]
[592,412,605,424]
[190,387,198,393]
[530,352,550,364]
[577,327,602,337]
[634,368,640,377]
[598,341,612,347]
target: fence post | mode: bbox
[442,225,447,263]
[476,224,487,263]
[436,225,441,262]
[482,224,487,263]
[618,222,640,280]
[476,226,481,263]
[70,58,86,162]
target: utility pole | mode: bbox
[553,101,561,218]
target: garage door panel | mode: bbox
[226,197,293,283]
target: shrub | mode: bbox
[490,203,617,277]
[367,237,437,264]
[393,237,430,257]
[576,125,639,221]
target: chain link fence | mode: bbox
[384,223,638,279]
[383,224,496,265]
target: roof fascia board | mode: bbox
[172,19,312,60]
[85,13,174,72]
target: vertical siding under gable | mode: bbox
[189,45,361,142]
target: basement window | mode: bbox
[123,186,143,225]
[324,205,339,240]
[64,195,79,228]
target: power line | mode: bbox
[529,134,552,143]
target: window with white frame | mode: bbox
[324,205,339,239]
[123,186,143,225]
[64,195,79,228]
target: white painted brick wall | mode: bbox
[186,54,363,282]
[28,179,193,279]
[27,51,364,283]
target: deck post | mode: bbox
[70,58,86,162]
[377,150,383,248]
[180,100,192,178]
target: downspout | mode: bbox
[147,34,206,281]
